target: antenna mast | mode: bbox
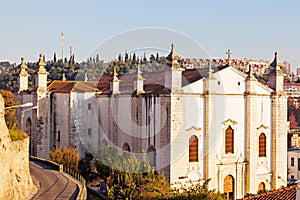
[61,27,64,61]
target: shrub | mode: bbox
[9,129,28,141]
[50,146,79,171]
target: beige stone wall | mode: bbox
[0,95,34,200]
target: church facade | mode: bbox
[15,45,288,199]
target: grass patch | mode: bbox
[9,129,28,141]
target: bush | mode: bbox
[50,146,79,171]
[9,129,28,141]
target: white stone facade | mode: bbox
[15,50,288,199]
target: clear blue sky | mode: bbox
[1,0,300,71]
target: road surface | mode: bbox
[30,161,79,200]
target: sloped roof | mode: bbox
[48,80,100,93]
[240,185,296,200]
[97,66,227,95]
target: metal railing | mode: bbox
[63,165,87,200]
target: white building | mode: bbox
[95,46,288,199]
[16,45,288,199]
[288,148,300,182]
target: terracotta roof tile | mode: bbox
[97,66,227,95]
[240,185,296,200]
[48,80,99,93]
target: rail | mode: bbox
[63,165,87,200]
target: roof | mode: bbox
[240,185,296,200]
[284,83,300,87]
[97,66,227,95]
[48,65,274,95]
[48,80,100,93]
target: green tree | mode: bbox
[78,151,94,179]
[53,52,57,63]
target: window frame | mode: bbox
[258,133,266,157]
[225,126,234,154]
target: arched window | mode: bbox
[225,126,234,154]
[122,143,131,152]
[259,133,266,157]
[258,182,265,191]
[189,135,198,162]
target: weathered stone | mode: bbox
[0,94,35,200]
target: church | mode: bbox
[15,45,288,199]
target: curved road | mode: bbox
[30,161,79,200]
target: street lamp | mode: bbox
[1,102,34,114]
[5,102,33,110]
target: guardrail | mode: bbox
[29,156,63,171]
[29,156,87,200]
[63,165,87,200]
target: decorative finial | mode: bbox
[20,57,27,69]
[248,64,255,79]
[136,64,145,95]
[137,64,144,80]
[275,51,278,65]
[270,51,281,71]
[114,66,118,77]
[62,73,66,81]
[171,43,175,54]
[113,66,119,82]
[19,57,29,77]
[226,49,232,65]
[38,53,47,67]
[169,43,182,69]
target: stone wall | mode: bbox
[0,94,35,200]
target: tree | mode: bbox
[156,53,160,62]
[125,51,129,63]
[132,53,137,64]
[63,146,79,171]
[149,54,155,63]
[50,146,79,171]
[53,53,57,63]
[78,151,94,179]
[50,146,64,164]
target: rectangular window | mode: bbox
[88,128,92,137]
[291,157,294,167]
[88,103,92,110]
[298,158,300,171]
[57,131,60,142]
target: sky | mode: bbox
[1,0,300,71]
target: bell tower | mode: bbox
[268,52,288,189]
[36,54,49,100]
